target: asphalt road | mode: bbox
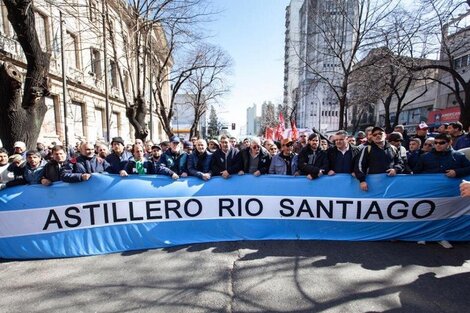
[1,240,470,313]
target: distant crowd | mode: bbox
[1,121,469,196]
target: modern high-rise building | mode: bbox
[246,104,258,136]
[283,0,356,133]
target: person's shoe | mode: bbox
[438,240,453,249]
[417,241,426,245]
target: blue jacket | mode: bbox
[162,150,188,175]
[188,150,213,178]
[105,150,133,174]
[61,155,110,182]
[455,134,470,150]
[6,160,46,186]
[413,148,470,177]
[269,153,298,175]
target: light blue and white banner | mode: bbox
[0,173,469,259]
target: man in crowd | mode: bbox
[461,180,470,197]
[62,142,110,183]
[413,133,470,178]
[0,148,14,189]
[393,124,410,150]
[105,136,133,174]
[406,138,422,172]
[454,124,470,150]
[6,150,46,187]
[238,137,271,176]
[96,144,110,159]
[263,139,275,151]
[183,140,193,155]
[327,130,360,176]
[294,132,308,153]
[422,138,435,154]
[436,123,449,135]
[387,132,411,173]
[208,139,220,153]
[298,133,329,180]
[13,141,27,158]
[447,122,465,149]
[414,122,429,148]
[149,144,179,179]
[269,138,298,175]
[356,131,367,146]
[40,145,68,186]
[188,139,212,181]
[162,135,188,177]
[211,135,240,179]
[229,137,238,148]
[355,126,403,191]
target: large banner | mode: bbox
[0,173,469,259]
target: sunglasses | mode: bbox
[251,145,260,149]
[372,133,383,137]
[300,135,306,137]
[270,148,277,151]
[434,141,447,145]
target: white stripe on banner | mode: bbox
[0,195,467,238]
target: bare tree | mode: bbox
[0,0,51,151]
[106,0,213,141]
[296,0,398,130]
[185,44,232,139]
[409,0,470,129]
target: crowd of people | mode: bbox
[1,121,469,247]
[1,121,469,189]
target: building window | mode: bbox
[66,31,80,70]
[110,112,120,138]
[109,59,118,88]
[94,107,105,139]
[88,0,97,22]
[71,101,85,139]
[90,48,101,78]
[34,10,50,52]
[39,96,58,141]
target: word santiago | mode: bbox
[43,197,436,230]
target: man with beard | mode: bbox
[62,142,110,182]
[298,133,329,180]
[105,136,132,174]
[211,135,240,179]
[5,150,46,187]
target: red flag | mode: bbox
[291,119,298,141]
[265,127,274,140]
[275,113,286,140]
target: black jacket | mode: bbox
[210,147,240,176]
[354,142,404,182]
[237,147,271,174]
[326,145,361,174]
[61,155,110,183]
[297,145,329,178]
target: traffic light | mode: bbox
[231,123,236,130]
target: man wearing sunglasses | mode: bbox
[413,133,470,178]
[237,137,271,176]
[269,138,298,175]
[355,126,404,191]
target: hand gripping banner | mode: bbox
[0,173,469,259]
